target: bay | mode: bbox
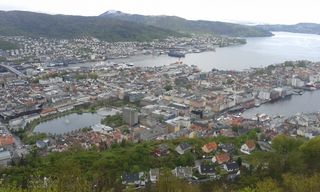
[113,32,320,71]
[242,90,320,118]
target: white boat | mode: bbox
[126,62,134,67]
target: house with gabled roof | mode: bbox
[0,150,11,166]
[223,162,240,174]
[219,143,235,154]
[122,172,146,187]
[175,142,192,155]
[202,142,218,153]
[172,166,193,179]
[240,140,256,154]
[199,164,216,176]
[212,153,230,164]
[224,162,241,181]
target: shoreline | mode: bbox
[239,88,320,119]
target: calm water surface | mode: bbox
[242,90,320,118]
[112,32,320,71]
[33,113,104,135]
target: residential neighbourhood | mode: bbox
[0,34,244,65]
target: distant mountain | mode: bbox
[100,11,273,37]
[0,11,182,41]
[257,23,320,35]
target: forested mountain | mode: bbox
[258,23,320,35]
[0,11,182,41]
[100,10,273,37]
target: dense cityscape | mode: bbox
[1,1,320,191]
[1,33,320,190]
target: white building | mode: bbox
[0,150,11,166]
[292,76,305,88]
[309,74,320,83]
[258,90,271,100]
[39,77,63,85]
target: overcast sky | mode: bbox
[0,0,319,24]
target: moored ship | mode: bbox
[168,50,185,58]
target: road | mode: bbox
[0,64,26,78]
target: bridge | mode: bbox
[0,64,26,78]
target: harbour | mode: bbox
[109,32,320,71]
[242,89,320,118]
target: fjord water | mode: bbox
[117,32,320,71]
[242,90,320,118]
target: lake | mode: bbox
[111,32,320,71]
[33,108,120,134]
[33,113,104,135]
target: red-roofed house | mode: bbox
[0,135,14,146]
[212,153,230,164]
[202,142,218,153]
[240,140,256,154]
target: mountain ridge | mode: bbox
[0,10,275,42]
[0,10,182,41]
[257,23,320,35]
[100,10,273,37]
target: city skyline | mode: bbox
[0,0,319,24]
